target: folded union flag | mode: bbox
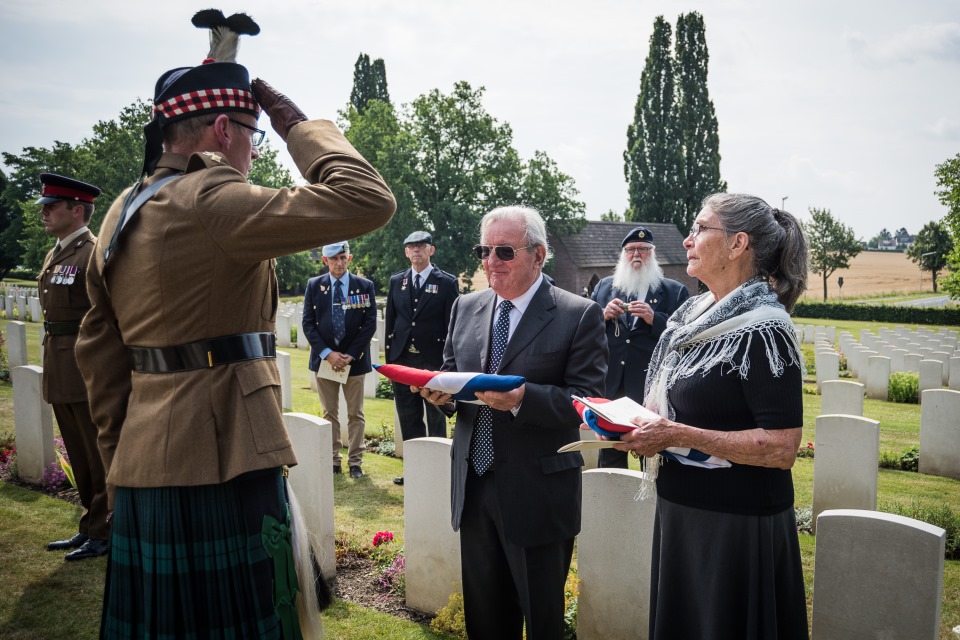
[572,397,731,469]
[373,363,525,404]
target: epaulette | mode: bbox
[391,269,408,277]
[186,151,230,172]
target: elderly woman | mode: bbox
[615,193,809,639]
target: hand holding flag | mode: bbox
[374,363,525,405]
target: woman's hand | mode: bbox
[613,414,679,457]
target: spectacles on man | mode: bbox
[688,223,726,238]
[208,118,266,146]
[473,244,534,261]
[623,246,654,256]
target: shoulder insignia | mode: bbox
[186,152,226,172]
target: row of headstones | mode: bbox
[804,326,960,400]
[8,366,949,638]
[1,289,41,322]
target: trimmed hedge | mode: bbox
[793,301,960,325]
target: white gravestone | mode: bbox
[276,350,292,410]
[931,351,951,385]
[949,357,960,392]
[283,412,336,579]
[904,353,921,372]
[404,438,462,613]
[364,338,379,398]
[12,365,54,483]
[889,348,907,373]
[918,360,942,399]
[297,308,310,350]
[815,351,840,393]
[4,294,13,319]
[812,414,879,532]
[27,297,41,323]
[820,380,864,417]
[803,325,815,344]
[865,355,890,401]
[16,294,27,320]
[812,509,945,640]
[276,313,292,348]
[577,469,656,640]
[919,389,960,480]
[7,321,28,368]
[857,350,877,384]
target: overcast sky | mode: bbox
[2,0,958,240]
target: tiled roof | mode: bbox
[550,221,688,268]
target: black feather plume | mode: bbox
[191,9,260,62]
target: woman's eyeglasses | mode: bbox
[473,244,533,261]
[688,223,726,238]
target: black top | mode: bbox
[656,329,802,515]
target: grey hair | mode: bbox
[162,115,211,149]
[702,193,808,311]
[480,205,554,264]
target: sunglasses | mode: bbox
[473,244,534,261]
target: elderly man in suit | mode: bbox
[419,205,607,639]
[384,230,459,485]
[303,241,378,479]
[75,13,395,634]
[591,226,689,468]
[36,173,110,561]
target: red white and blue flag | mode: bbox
[373,363,525,404]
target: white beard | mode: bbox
[611,249,663,298]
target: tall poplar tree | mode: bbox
[675,12,725,231]
[350,53,391,113]
[624,16,685,228]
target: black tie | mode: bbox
[470,299,514,475]
[415,273,422,290]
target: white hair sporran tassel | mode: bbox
[287,482,324,639]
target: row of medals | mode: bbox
[50,265,79,285]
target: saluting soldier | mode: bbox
[36,173,110,561]
[75,10,395,638]
[384,231,459,485]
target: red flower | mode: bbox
[372,531,394,547]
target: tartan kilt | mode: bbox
[101,467,295,639]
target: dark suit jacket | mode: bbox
[384,265,459,367]
[303,273,378,376]
[591,276,689,400]
[445,278,607,548]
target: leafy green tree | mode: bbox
[675,12,725,232]
[350,53,391,114]
[0,171,21,278]
[516,151,586,238]
[340,100,421,288]
[804,207,863,301]
[601,209,625,222]
[934,153,960,298]
[624,16,685,229]
[906,220,952,292]
[248,141,294,189]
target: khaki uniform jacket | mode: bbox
[76,120,395,501]
[38,230,95,404]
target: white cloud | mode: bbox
[923,118,960,140]
[845,22,960,66]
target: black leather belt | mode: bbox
[43,320,81,336]
[130,332,276,373]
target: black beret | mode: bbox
[621,226,654,247]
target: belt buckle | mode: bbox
[408,345,419,354]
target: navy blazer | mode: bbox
[591,276,689,400]
[384,265,459,367]
[303,273,377,376]
[445,279,607,548]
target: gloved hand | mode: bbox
[251,78,307,142]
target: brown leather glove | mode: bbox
[251,78,307,142]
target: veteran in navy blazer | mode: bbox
[303,241,378,477]
[384,231,459,468]
[420,206,607,640]
[591,226,689,468]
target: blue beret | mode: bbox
[622,226,655,247]
[403,231,433,245]
[322,241,349,258]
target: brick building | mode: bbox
[546,221,697,297]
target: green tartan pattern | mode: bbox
[101,468,293,639]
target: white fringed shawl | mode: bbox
[636,278,804,499]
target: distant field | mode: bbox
[801,251,932,301]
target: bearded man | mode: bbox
[590,226,690,468]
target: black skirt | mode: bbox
[101,468,299,639]
[649,496,809,639]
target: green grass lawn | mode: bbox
[2,314,960,637]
